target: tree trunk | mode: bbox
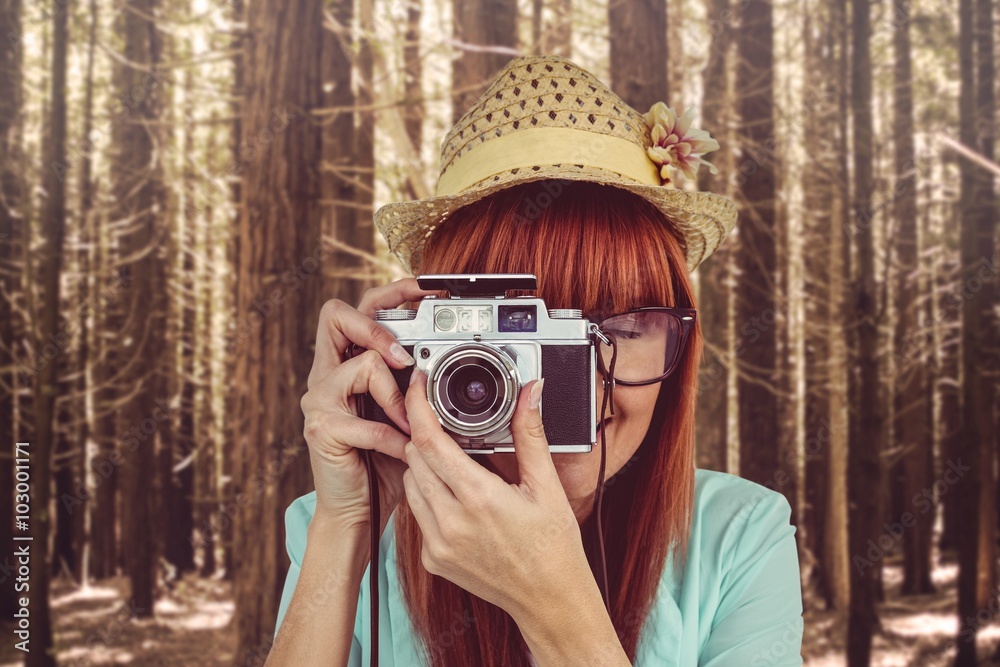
[352,0,376,283]
[196,188,218,577]
[232,0,324,654]
[734,0,781,490]
[402,0,425,202]
[222,0,246,581]
[955,0,999,655]
[0,0,23,622]
[891,0,935,597]
[452,0,518,125]
[694,0,731,474]
[112,0,166,618]
[609,0,668,111]
[73,0,99,586]
[972,0,997,610]
[90,201,121,581]
[321,0,358,302]
[846,0,884,656]
[165,66,197,576]
[937,243,962,557]
[532,0,572,57]
[801,2,836,610]
[26,0,68,660]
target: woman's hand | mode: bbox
[401,370,598,626]
[300,279,440,533]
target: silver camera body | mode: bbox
[352,274,598,454]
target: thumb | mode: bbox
[511,378,556,488]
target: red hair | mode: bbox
[396,179,701,666]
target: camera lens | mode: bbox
[448,364,498,415]
[429,344,519,437]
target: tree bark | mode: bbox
[532,0,572,56]
[846,0,884,657]
[972,0,997,610]
[27,0,68,660]
[694,0,731,474]
[452,0,518,125]
[0,0,24,620]
[232,0,324,655]
[165,65,197,576]
[402,0,425,202]
[891,0,935,597]
[609,0,669,110]
[801,2,836,610]
[955,0,999,655]
[320,0,364,307]
[221,0,245,581]
[734,0,782,491]
[111,0,166,618]
[73,0,100,586]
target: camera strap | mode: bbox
[593,331,618,614]
[364,449,380,667]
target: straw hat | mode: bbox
[374,54,737,275]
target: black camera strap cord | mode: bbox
[360,334,618,667]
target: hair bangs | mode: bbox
[420,180,690,320]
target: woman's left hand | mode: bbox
[401,368,596,625]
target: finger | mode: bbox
[303,411,409,462]
[357,278,442,318]
[404,368,496,502]
[510,378,558,489]
[308,298,416,390]
[402,468,443,543]
[304,349,412,435]
[404,441,459,508]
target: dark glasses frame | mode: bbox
[590,306,698,386]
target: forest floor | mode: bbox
[1,560,999,666]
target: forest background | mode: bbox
[0,0,999,664]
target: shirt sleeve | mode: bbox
[698,491,804,667]
[274,496,363,665]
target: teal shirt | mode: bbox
[275,468,804,666]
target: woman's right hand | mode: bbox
[300,278,440,534]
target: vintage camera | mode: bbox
[350,274,599,454]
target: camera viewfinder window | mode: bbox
[498,305,537,333]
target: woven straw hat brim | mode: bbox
[374,164,737,276]
[374,54,738,276]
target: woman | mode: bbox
[268,54,803,666]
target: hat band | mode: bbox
[435,127,662,196]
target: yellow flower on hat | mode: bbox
[643,102,720,185]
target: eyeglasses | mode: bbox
[589,307,697,386]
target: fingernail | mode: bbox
[391,342,415,366]
[410,365,422,384]
[529,378,544,410]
